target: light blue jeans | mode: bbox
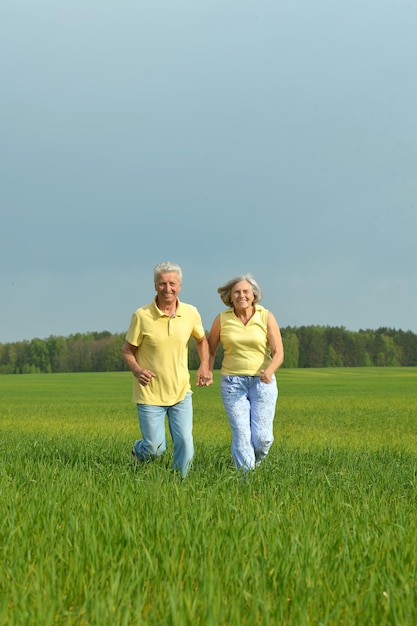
[133,393,194,477]
[221,375,278,471]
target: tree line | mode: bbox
[0,326,416,375]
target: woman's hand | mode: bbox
[260,369,274,384]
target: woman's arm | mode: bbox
[207,314,221,371]
[260,312,284,383]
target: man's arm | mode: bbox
[194,336,213,386]
[121,340,155,386]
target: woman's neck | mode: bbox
[233,305,255,325]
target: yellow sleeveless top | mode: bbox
[220,305,272,376]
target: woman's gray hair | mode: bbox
[217,274,263,307]
[153,262,183,284]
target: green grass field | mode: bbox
[1,369,417,625]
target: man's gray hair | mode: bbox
[217,274,263,307]
[153,262,183,284]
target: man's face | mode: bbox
[155,272,181,305]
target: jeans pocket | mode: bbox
[221,376,242,397]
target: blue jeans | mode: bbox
[221,376,278,471]
[133,393,194,477]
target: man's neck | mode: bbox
[156,297,177,317]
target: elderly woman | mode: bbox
[208,274,284,471]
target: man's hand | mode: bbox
[137,369,156,386]
[196,371,213,387]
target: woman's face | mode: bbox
[231,280,255,310]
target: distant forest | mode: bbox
[1,326,416,374]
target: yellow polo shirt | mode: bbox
[220,305,271,375]
[125,299,206,405]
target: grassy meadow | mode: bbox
[1,368,417,625]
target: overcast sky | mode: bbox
[1,0,416,343]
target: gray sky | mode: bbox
[1,0,416,343]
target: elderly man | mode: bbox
[121,262,212,477]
